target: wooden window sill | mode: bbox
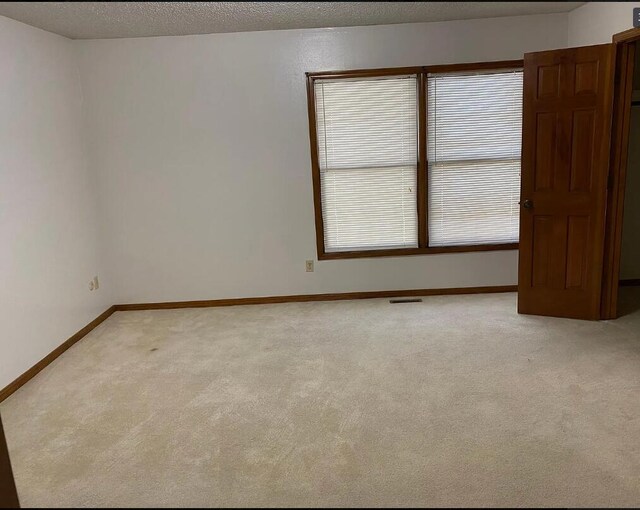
[318,243,519,260]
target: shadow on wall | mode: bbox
[617,287,640,317]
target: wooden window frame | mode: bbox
[306,60,524,260]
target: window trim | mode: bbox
[306,60,523,260]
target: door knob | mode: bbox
[522,199,534,209]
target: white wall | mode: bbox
[568,2,637,46]
[0,17,112,389]
[75,13,568,304]
[2,4,637,390]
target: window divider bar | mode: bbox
[418,71,428,249]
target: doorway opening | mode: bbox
[618,42,640,315]
[601,28,640,319]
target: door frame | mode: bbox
[0,414,20,508]
[600,27,640,319]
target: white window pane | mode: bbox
[315,77,417,169]
[427,69,523,246]
[429,159,520,247]
[428,71,523,162]
[322,166,418,251]
[314,75,419,252]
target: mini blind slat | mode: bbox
[315,76,418,252]
[427,70,523,247]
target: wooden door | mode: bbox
[518,44,615,319]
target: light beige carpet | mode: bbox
[2,290,640,507]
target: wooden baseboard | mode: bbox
[0,285,517,403]
[115,285,517,311]
[0,306,116,404]
[620,279,640,286]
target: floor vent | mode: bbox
[389,298,423,304]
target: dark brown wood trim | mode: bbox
[613,27,640,44]
[115,285,517,311]
[601,37,636,319]
[306,74,326,259]
[0,414,19,508]
[423,59,523,74]
[318,243,518,260]
[306,60,524,80]
[306,67,423,79]
[418,72,428,248]
[620,279,640,287]
[0,306,116,404]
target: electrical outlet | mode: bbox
[305,260,314,272]
[93,276,99,290]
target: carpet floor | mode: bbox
[2,290,640,507]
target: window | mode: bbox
[314,75,419,252]
[428,69,523,247]
[306,62,523,259]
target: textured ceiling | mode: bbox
[0,2,585,40]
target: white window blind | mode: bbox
[427,69,523,247]
[314,76,418,252]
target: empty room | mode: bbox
[1,1,640,507]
